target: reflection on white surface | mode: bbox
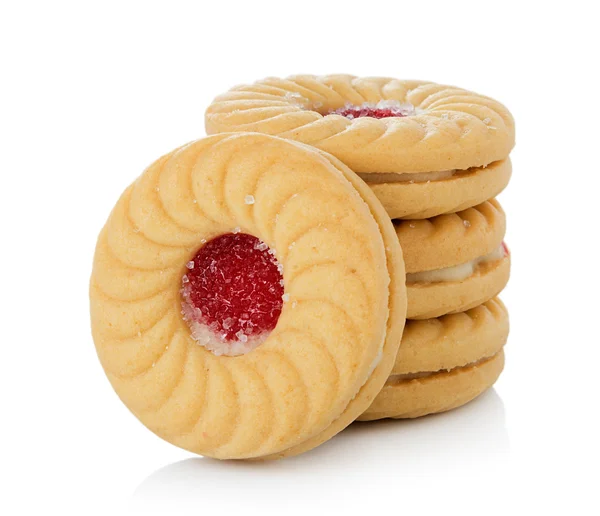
[132,389,508,512]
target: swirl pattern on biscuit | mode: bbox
[90,133,392,459]
[206,75,515,173]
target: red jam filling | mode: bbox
[327,102,413,120]
[181,233,284,352]
[502,241,510,256]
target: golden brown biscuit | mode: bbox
[397,199,506,274]
[394,297,508,375]
[401,199,509,319]
[206,75,515,219]
[359,300,508,420]
[206,75,515,173]
[359,351,505,420]
[90,133,407,460]
[368,159,511,219]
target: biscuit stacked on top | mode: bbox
[206,75,515,420]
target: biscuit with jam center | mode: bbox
[90,133,406,460]
[206,75,515,219]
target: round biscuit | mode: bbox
[90,133,406,459]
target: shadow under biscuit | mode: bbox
[132,389,508,509]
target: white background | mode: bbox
[2,1,599,514]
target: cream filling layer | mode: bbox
[406,245,506,284]
[358,169,457,185]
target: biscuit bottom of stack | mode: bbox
[359,298,508,421]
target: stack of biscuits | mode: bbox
[89,75,515,461]
[205,75,514,421]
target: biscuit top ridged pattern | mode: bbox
[396,199,506,273]
[205,75,515,173]
[89,133,394,459]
